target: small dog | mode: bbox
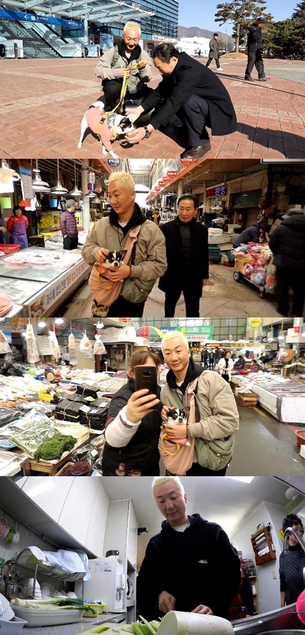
[102,250,126,269]
[164,407,191,447]
[78,99,135,157]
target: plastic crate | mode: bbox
[0,245,21,254]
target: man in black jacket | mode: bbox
[206,33,223,71]
[137,476,241,620]
[126,43,237,159]
[269,208,305,316]
[245,18,267,81]
[159,194,209,317]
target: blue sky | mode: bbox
[179,0,298,33]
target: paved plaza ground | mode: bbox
[0,56,304,159]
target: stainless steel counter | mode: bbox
[0,247,90,317]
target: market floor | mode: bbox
[230,404,305,475]
[0,57,304,159]
[61,264,283,318]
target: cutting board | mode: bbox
[75,624,130,635]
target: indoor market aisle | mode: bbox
[230,405,305,475]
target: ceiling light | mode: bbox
[70,161,82,197]
[32,170,51,192]
[267,337,274,342]
[278,335,285,340]
[96,322,104,329]
[55,318,64,325]
[70,185,83,197]
[227,477,255,483]
[51,159,68,195]
[38,321,46,328]
[285,487,299,501]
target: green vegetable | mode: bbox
[131,619,161,635]
[34,430,76,461]
[15,597,95,614]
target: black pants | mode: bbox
[245,48,265,79]
[102,79,151,111]
[165,285,201,317]
[63,236,78,250]
[160,93,210,148]
[276,266,305,316]
[206,57,220,68]
[186,463,227,476]
[107,294,145,317]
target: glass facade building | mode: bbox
[94,0,179,39]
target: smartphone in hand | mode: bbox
[135,365,158,397]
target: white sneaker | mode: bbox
[218,67,224,70]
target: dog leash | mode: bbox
[96,59,148,140]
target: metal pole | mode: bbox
[81,168,90,231]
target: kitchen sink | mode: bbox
[233,604,303,635]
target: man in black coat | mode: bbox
[159,194,209,317]
[206,33,223,71]
[269,208,305,316]
[245,18,267,81]
[126,43,237,159]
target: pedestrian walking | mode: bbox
[245,18,267,81]
[206,33,223,71]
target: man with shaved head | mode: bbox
[137,476,240,620]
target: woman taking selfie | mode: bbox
[102,350,162,476]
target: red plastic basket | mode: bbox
[0,244,21,254]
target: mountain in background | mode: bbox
[178,25,234,43]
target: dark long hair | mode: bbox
[129,350,161,374]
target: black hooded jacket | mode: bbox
[166,357,203,397]
[117,39,143,64]
[102,377,161,474]
[109,202,146,236]
[269,214,305,268]
[137,513,241,620]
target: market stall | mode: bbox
[0,365,128,476]
[233,243,276,298]
[0,247,90,317]
[0,317,152,476]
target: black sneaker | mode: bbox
[244,76,255,81]
[258,77,268,81]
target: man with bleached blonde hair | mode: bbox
[137,475,240,620]
[159,331,239,475]
[95,21,152,111]
[82,172,167,317]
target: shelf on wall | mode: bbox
[251,527,276,566]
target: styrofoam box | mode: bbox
[12,607,82,627]
[0,617,27,635]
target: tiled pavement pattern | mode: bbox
[0,57,304,158]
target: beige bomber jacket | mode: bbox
[82,216,167,282]
[95,46,152,92]
[161,370,239,441]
